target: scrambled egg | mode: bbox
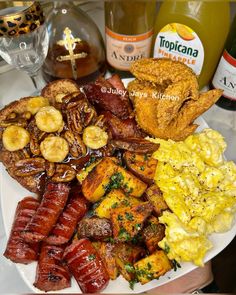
[149,129,236,266]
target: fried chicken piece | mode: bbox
[128,58,223,141]
[156,79,199,128]
[172,89,223,131]
[128,80,222,141]
[130,58,199,100]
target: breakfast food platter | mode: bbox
[0,59,236,293]
[1,116,236,294]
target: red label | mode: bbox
[223,50,236,67]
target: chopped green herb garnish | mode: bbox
[117,214,123,221]
[131,234,143,245]
[118,228,131,241]
[105,172,124,192]
[134,223,141,230]
[144,154,149,161]
[172,259,181,271]
[147,262,152,270]
[129,278,138,290]
[125,212,134,221]
[84,155,97,168]
[111,202,118,209]
[130,154,136,163]
[124,263,135,273]
[164,243,170,254]
[140,166,145,171]
[122,199,130,207]
[104,237,115,244]
[88,254,96,261]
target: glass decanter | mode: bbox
[42,1,106,85]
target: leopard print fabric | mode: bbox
[0,2,44,37]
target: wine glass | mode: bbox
[0,2,49,90]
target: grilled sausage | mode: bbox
[21,183,70,243]
[46,192,89,245]
[63,239,109,293]
[34,243,71,291]
[4,197,39,264]
[77,217,112,241]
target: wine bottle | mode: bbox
[212,15,236,110]
[42,2,106,85]
[104,0,156,78]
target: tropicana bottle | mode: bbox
[153,0,230,89]
[105,0,156,78]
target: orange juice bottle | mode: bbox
[153,1,230,89]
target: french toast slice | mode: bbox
[0,97,45,193]
[0,79,81,194]
[41,79,80,104]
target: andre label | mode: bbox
[106,27,153,71]
[154,23,204,75]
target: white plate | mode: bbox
[1,79,236,293]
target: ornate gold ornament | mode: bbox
[56,27,87,80]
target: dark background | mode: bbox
[212,236,236,292]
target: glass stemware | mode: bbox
[0,2,49,90]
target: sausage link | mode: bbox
[46,192,89,245]
[21,183,70,243]
[4,197,40,264]
[34,243,71,291]
[63,239,109,293]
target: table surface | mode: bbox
[1,2,236,292]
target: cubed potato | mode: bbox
[76,158,102,184]
[124,151,158,184]
[113,243,145,282]
[116,166,147,197]
[134,250,172,284]
[93,242,119,280]
[111,202,153,242]
[82,157,118,202]
[95,189,141,219]
[142,216,165,253]
[145,185,169,216]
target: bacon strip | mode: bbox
[21,183,70,243]
[34,243,71,291]
[46,192,88,245]
[63,239,109,293]
[83,77,132,119]
[4,197,39,264]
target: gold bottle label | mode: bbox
[105,27,153,71]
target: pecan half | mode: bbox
[62,92,97,134]
[0,118,27,128]
[45,161,55,177]
[28,119,46,156]
[14,157,46,177]
[63,130,86,158]
[51,164,76,182]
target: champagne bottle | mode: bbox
[104,0,156,78]
[212,15,236,110]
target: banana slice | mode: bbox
[40,136,69,162]
[83,126,108,149]
[27,96,49,115]
[2,125,30,151]
[35,106,63,133]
